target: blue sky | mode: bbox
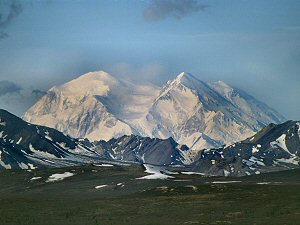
[0,0,299,119]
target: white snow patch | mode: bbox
[177,146,194,165]
[0,151,11,169]
[109,152,116,160]
[276,157,299,165]
[43,159,55,164]
[95,185,108,189]
[16,137,22,144]
[270,134,289,153]
[242,159,254,167]
[211,181,241,184]
[223,169,230,177]
[29,144,58,159]
[18,162,29,169]
[141,153,145,163]
[94,163,114,167]
[0,160,11,169]
[181,171,205,176]
[28,163,37,169]
[137,164,175,180]
[44,133,53,141]
[252,145,260,154]
[256,160,265,166]
[246,156,266,166]
[46,172,74,182]
[30,177,42,181]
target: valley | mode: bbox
[0,164,299,225]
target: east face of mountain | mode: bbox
[23,71,285,150]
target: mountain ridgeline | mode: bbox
[23,71,285,150]
[0,109,102,169]
[190,120,300,176]
[1,109,299,176]
[0,109,191,169]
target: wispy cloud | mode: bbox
[143,0,208,22]
[0,82,46,116]
[106,62,168,85]
[0,0,22,27]
[0,31,9,40]
[0,80,21,96]
[32,89,47,98]
[0,0,22,40]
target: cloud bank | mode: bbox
[143,0,208,21]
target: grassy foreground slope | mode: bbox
[0,165,299,225]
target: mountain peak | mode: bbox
[216,80,230,87]
[170,72,203,88]
[175,72,196,82]
[176,71,188,80]
[76,71,117,83]
[59,71,119,97]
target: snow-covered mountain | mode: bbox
[0,109,102,169]
[1,109,299,176]
[190,120,300,176]
[23,71,285,150]
[94,135,195,166]
[142,72,285,149]
[0,109,194,169]
[23,71,160,141]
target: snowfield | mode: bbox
[95,185,108,189]
[137,164,176,180]
[211,181,241,184]
[46,172,74,182]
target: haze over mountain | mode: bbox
[23,71,285,150]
